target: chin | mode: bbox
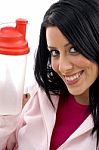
[68,88,85,96]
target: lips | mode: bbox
[64,70,84,85]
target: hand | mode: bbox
[22,93,30,107]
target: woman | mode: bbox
[0,0,99,149]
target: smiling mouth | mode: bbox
[64,70,84,85]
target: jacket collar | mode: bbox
[38,88,94,147]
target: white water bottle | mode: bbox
[0,18,30,115]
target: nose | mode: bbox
[59,56,73,75]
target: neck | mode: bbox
[74,90,89,105]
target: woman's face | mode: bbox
[46,26,99,100]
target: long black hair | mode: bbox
[34,0,99,147]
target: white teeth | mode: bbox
[65,72,81,81]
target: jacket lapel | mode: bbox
[61,114,94,145]
[38,88,59,148]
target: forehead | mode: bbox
[46,26,70,47]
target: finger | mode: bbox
[22,93,30,107]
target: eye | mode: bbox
[69,47,79,55]
[49,49,60,57]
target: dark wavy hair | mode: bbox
[34,0,99,147]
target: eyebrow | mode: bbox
[47,42,71,49]
[64,42,71,47]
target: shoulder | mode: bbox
[25,83,47,99]
[22,83,59,113]
[25,83,39,97]
[22,83,48,112]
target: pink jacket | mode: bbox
[0,85,97,150]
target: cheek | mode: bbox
[51,59,59,72]
[73,56,91,68]
[75,57,99,78]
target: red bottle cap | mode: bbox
[0,18,30,55]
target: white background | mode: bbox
[0,0,57,89]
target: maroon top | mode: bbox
[50,95,90,150]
